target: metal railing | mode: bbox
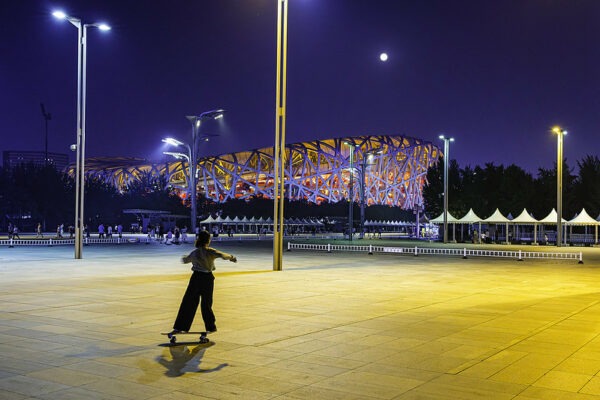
[287,243,584,263]
[0,237,141,247]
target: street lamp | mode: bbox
[439,134,454,244]
[552,126,567,247]
[358,149,381,238]
[273,0,288,271]
[53,10,110,259]
[344,141,359,241]
[163,109,225,234]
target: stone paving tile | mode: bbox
[2,242,600,399]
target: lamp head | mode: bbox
[199,109,226,121]
[552,126,567,135]
[52,10,67,19]
[162,137,184,147]
[163,151,187,160]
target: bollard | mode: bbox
[517,250,523,261]
[327,243,331,253]
[579,252,584,264]
[368,244,373,255]
[463,248,468,259]
[414,246,418,257]
[287,242,291,252]
[9,238,14,248]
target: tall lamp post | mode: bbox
[273,0,288,271]
[53,10,110,259]
[344,142,358,241]
[358,149,381,238]
[552,126,567,247]
[439,135,454,244]
[163,109,225,233]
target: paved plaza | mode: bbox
[2,240,600,399]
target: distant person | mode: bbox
[98,223,105,239]
[168,230,237,337]
[117,224,123,238]
[158,225,164,243]
[174,227,181,244]
[107,225,113,238]
[36,223,43,238]
[181,226,188,243]
[12,225,20,239]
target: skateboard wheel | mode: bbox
[199,336,208,344]
[170,336,177,344]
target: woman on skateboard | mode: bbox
[169,230,237,337]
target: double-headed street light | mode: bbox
[163,110,225,233]
[53,10,110,259]
[439,134,454,244]
[552,126,567,247]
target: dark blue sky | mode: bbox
[1,0,599,174]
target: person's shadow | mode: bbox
[156,342,228,377]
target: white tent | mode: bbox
[452,209,483,243]
[537,209,567,245]
[430,212,459,223]
[482,209,510,244]
[511,208,539,244]
[567,208,599,225]
[538,209,567,224]
[430,212,459,241]
[457,208,482,224]
[567,208,599,244]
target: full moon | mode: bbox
[379,52,388,62]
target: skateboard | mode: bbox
[161,331,211,344]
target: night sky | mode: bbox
[2,0,599,174]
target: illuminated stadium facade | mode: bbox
[75,135,440,210]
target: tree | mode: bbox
[574,155,600,218]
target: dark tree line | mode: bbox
[4,154,600,232]
[0,164,415,232]
[0,164,187,231]
[423,155,600,221]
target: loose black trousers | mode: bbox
[173,271,216,332]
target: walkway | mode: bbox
[1,242,600,399]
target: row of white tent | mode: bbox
[200,215,324,226]
[430,207,600,244]
[430,208,600,225]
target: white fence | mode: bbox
[0,237,142,247]
[287,243,584,264]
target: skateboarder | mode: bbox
[169,230,237,336]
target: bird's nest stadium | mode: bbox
[72,135,440,210]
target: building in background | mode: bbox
[67,135,440,210]
[3,150,69,171]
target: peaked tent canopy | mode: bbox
[567,208,600,225]
[538,209,567,224]
[482,209,510,223]
[511,208,538,224]
[430,212,460,224]
[457,208,482,224]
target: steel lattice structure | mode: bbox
[72,135,440,210]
